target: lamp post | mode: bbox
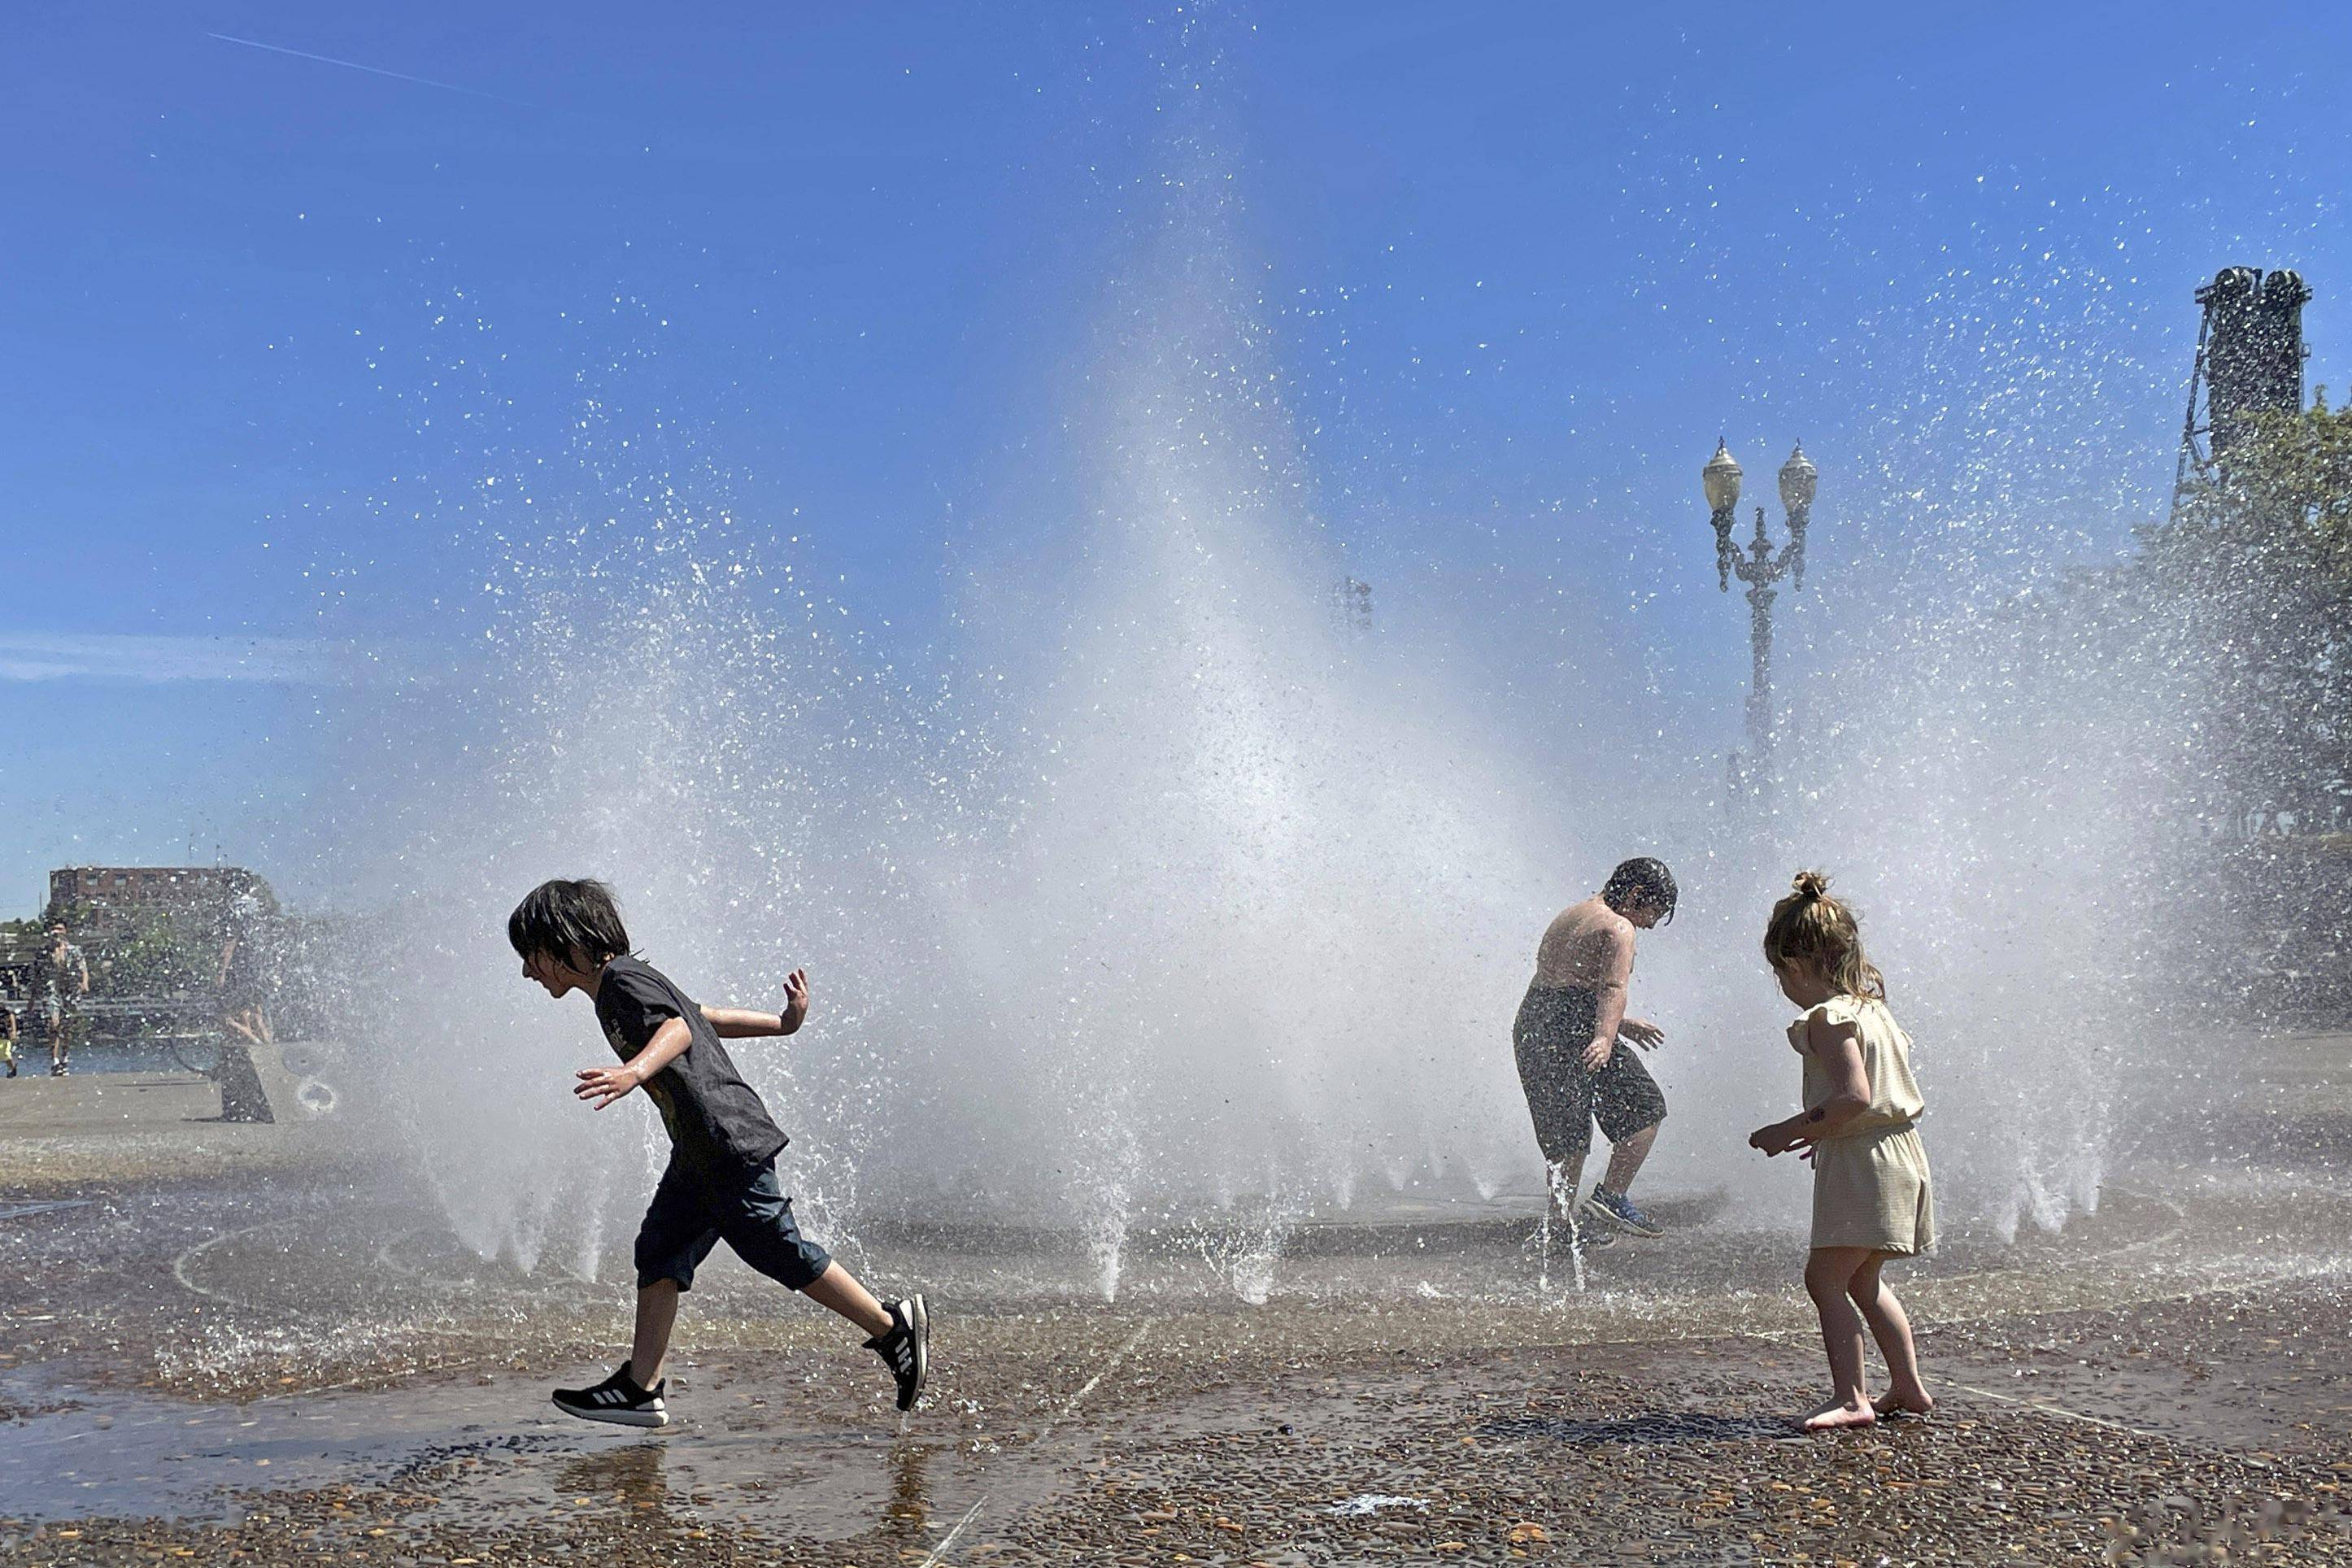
[1703,438,1817,809]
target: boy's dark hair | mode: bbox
[507,878,631,967]
[1601,856,1678,923]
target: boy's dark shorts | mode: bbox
[1512,982,1669,1167]
[635,1158,831,1293]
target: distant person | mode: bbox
[1513,857,1677,1252]
[216,892,273,1047]
[1,997,18,1078]
[509,878,929,1427]
[29,919,89,1078]
[1749,870,1936,1432]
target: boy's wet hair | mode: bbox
[1763,869,1887,1000]
[507,878,632,968]
[1601,856,1678,923]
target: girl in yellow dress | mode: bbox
[1749,870,1936,1431]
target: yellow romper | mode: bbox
[1788,994,1935,1256]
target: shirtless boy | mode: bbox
[1511,857,1678,1249]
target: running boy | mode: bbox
[1749,870,1935,1431]
[510,878,928,1427]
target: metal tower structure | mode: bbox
[2175,266,2311,507]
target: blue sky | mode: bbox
[4,2,2348,911]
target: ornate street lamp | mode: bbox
[1704,438,1817,808]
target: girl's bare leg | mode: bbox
[1801,1247,1878,1431]
[1849,1254,1933,1415]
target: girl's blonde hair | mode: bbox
[1762,870,1887,1001]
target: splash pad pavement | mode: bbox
[4,1035,2352,1565]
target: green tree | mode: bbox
[2136,399,2352,829]
[105,907,220,998]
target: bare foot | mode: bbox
[1799,1397,1877,1432]
[1873,1389,1935,1418]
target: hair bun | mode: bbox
[1791,869,1831,900]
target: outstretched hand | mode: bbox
[782,967,812,1032]
[1618,1017,1666,1050]
[1749,1120,1802,1157]
[574,1061,643,1111]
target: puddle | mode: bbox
[0,1366,987,1539]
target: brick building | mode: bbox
[46,866,278,936]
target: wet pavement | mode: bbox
[6,1044,2352,1563]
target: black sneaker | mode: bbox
[866,1294,928,1412]
[551,1364,669,1427]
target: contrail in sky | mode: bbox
[206,32,529,106]
[0,632,386,686]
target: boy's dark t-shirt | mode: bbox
[594,955,788,1183]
